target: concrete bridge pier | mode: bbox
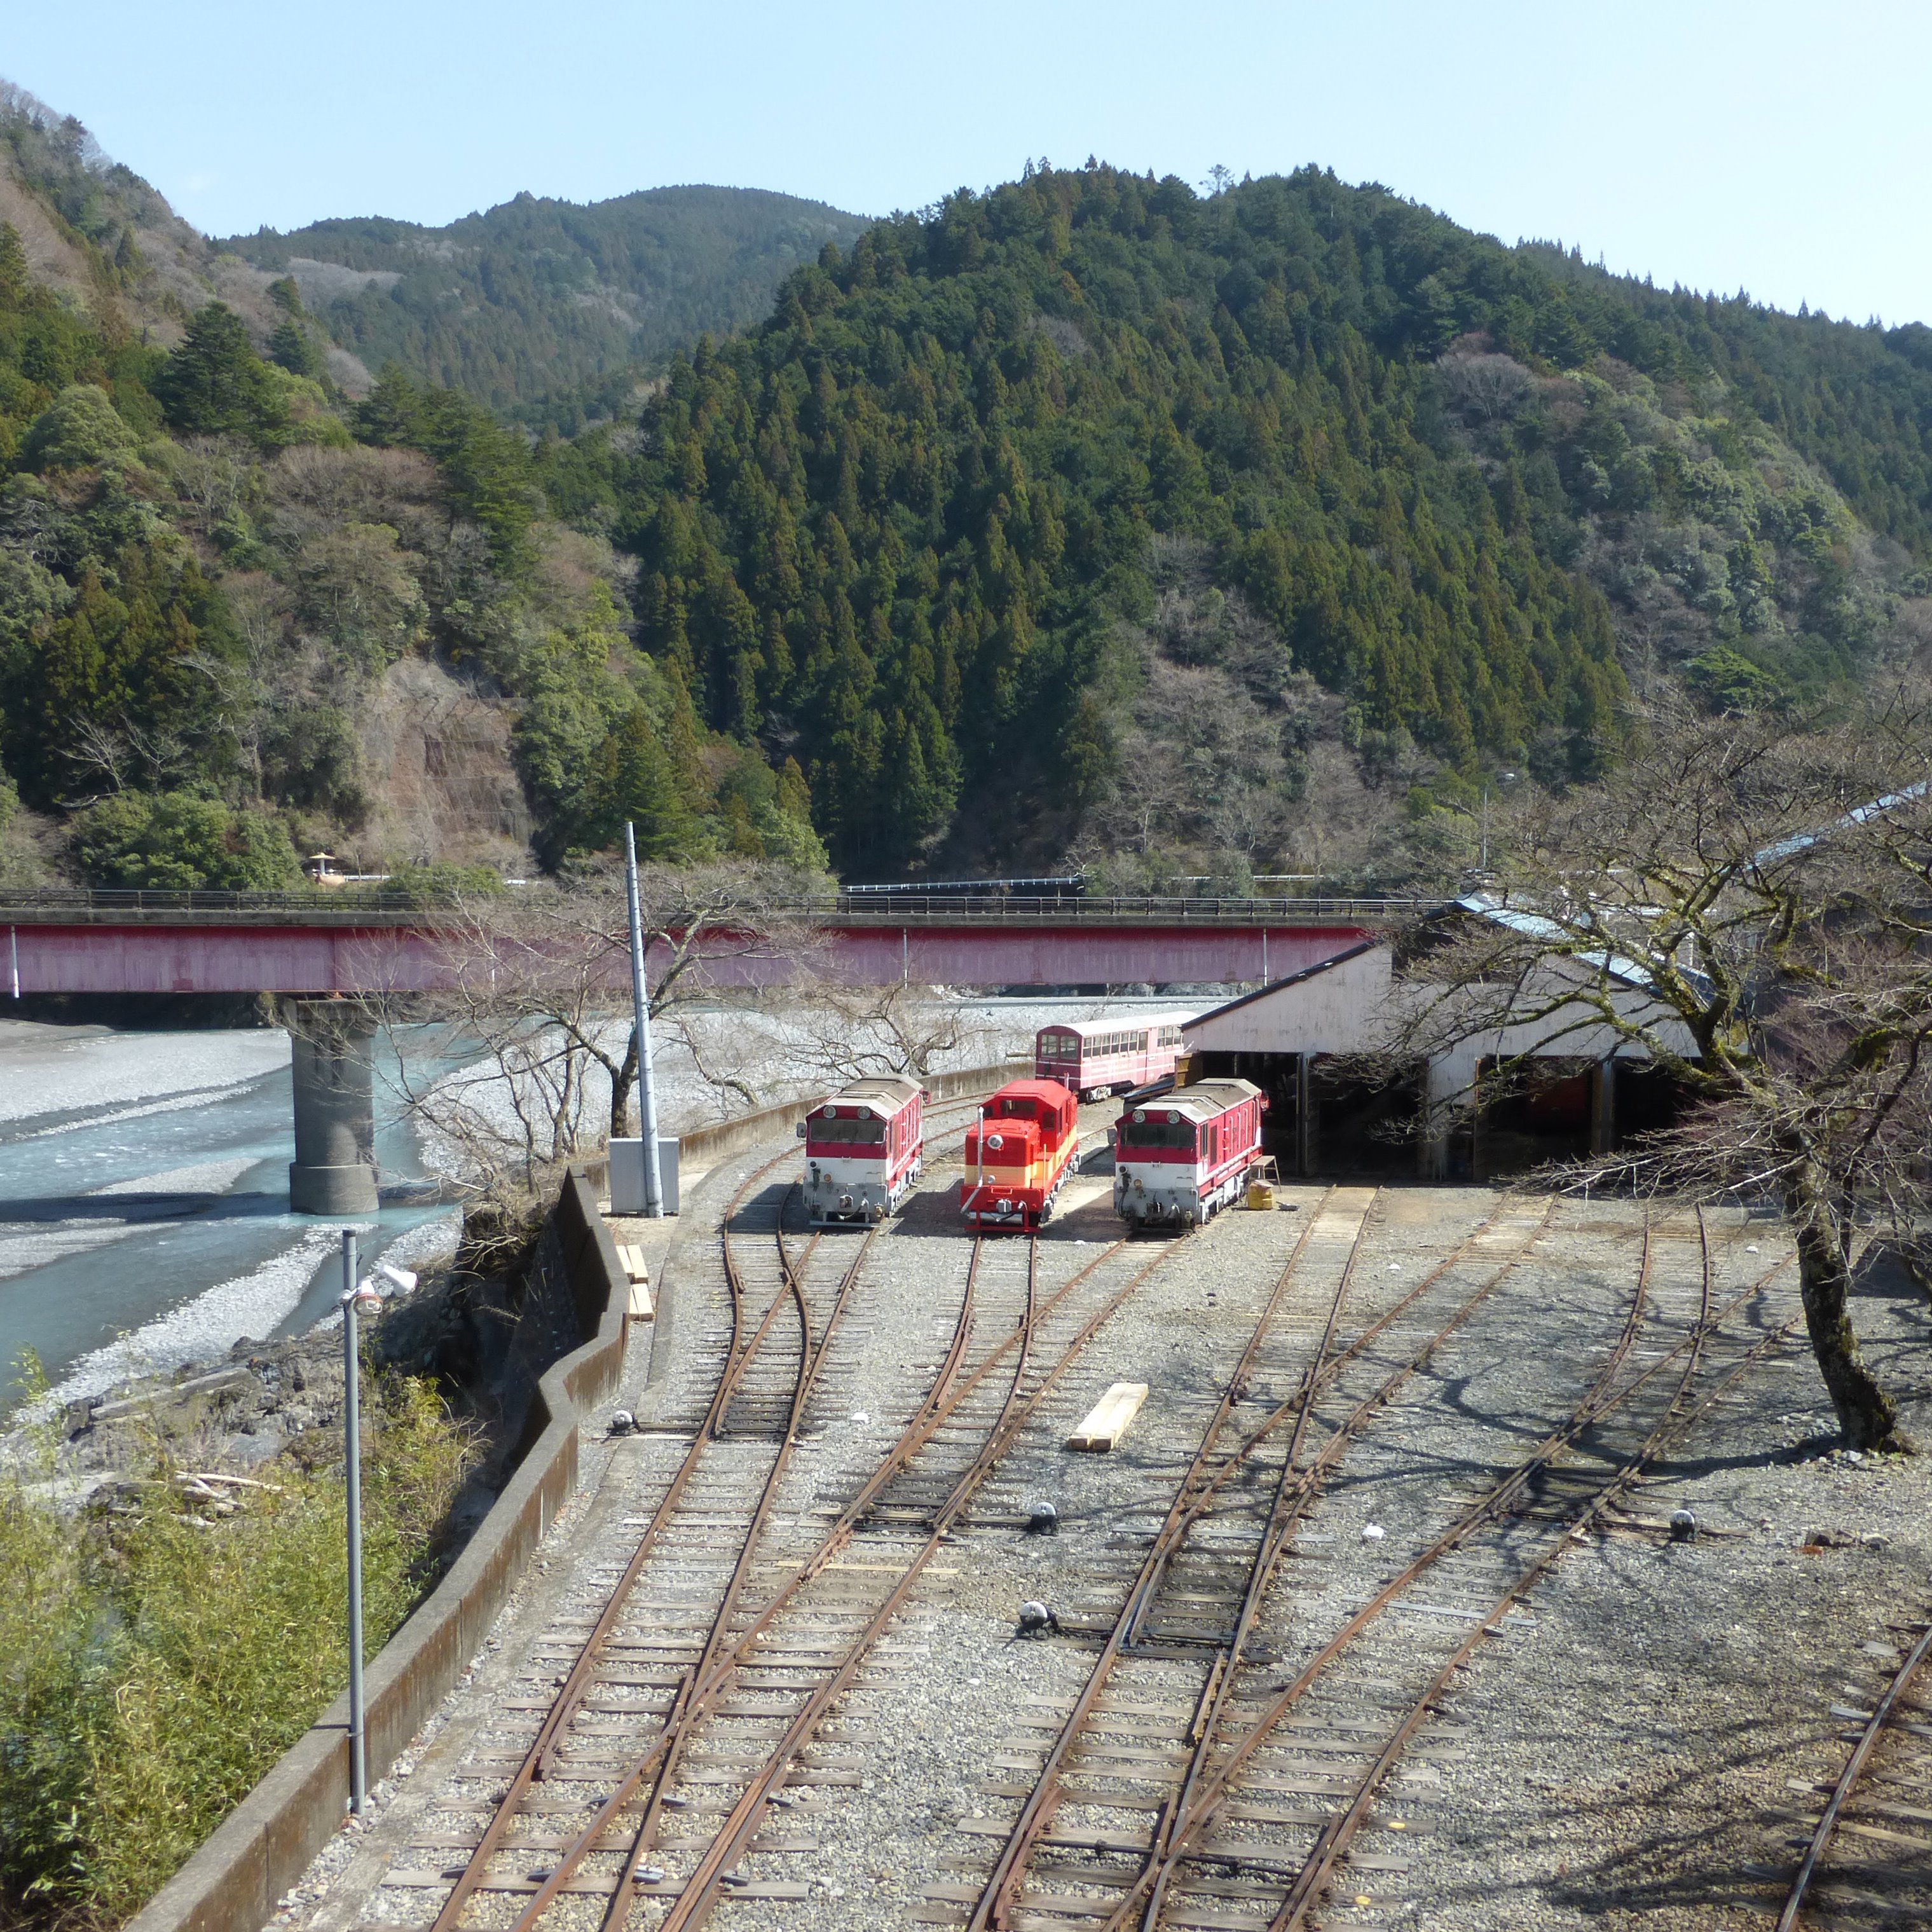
[283,999,381,1215]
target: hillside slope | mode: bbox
[219,188,872,422]
[0,82,337,369]
[552,163,1930,878]
[0,87,829,891]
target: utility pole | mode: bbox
[339,1231,381,1816]
[624,822,664,1219]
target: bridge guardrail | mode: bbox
[0,888,1416,926]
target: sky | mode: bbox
[9,0,1931,326]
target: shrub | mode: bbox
[72,791,300,890]
[0,1357,474,1926]
[366,862,507,905]
[20,384,140,474]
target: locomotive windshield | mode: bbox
[1120,1118,1195,1150]
[813,1114,886,1143]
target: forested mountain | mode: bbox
[220,189,872,423]
[547,163,1932,875]
[1,81,1929,895]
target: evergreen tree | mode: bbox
[579,704,699,859]
[268,317,325,381]
[154,303,286,441]
[0,222,28,310]
[353,365,425,447]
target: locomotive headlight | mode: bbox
[987,1133,1004,1149]
[1134,1110,1146,1123]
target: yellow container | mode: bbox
[1245,1180,1276,1211]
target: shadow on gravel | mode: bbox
[1431,1711,1802,1922]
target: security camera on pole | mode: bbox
[624,821,664,1219]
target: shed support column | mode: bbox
[284,999,380,1215]
[1592,1056,1617,1157]
[1421,1056,1451,1181]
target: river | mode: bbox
[0,1020,457,1418]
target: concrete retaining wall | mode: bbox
[123,1057,1025,1932]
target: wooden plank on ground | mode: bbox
[626,1279,654,1319]
[1068,1381,1149,1452]
[617,1243,650,1283]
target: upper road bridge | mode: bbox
[2,891,1399,1215]
[2,890,1396,997]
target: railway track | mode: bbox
[937,1193,1556,1930]
[1774,1617,1932,1928]
[346,1101,1189,1932]
[929,1209,1805,1932]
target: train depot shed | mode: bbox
[1182,923,1694,1181]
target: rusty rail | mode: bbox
[969,1196,1562,1932]
[427,1147,815,1932]
[440,1114,1178,1932]
[1776,1620,1932,1931]
[1121,1235,1798,1932]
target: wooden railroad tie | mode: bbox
[1068,1381,1150,1453]
[616,1243,654,1319]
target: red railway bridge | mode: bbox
[3,891,1396,1213]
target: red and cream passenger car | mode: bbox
[1113,1079,1266,1228]
[1034,1013,1195,1102]
[798,1076,924,1226]
[961,1078,1081,1231]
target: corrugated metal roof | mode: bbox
[1453,894,1662,992]
[1128,1078,1262,1121]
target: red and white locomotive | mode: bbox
[961,1078,1081,1231]
[798,1076,924,1226]
[1113,1079,1266,1228]
[1034,1013,1195,1102]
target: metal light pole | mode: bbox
[623,822,664,1219]
[339,1231,381,1816]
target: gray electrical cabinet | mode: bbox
[608,1137,680,1214]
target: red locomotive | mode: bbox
[798,1076,924,1225]
[961,1078,1081,1231]
[1113,1079,1266,1228]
